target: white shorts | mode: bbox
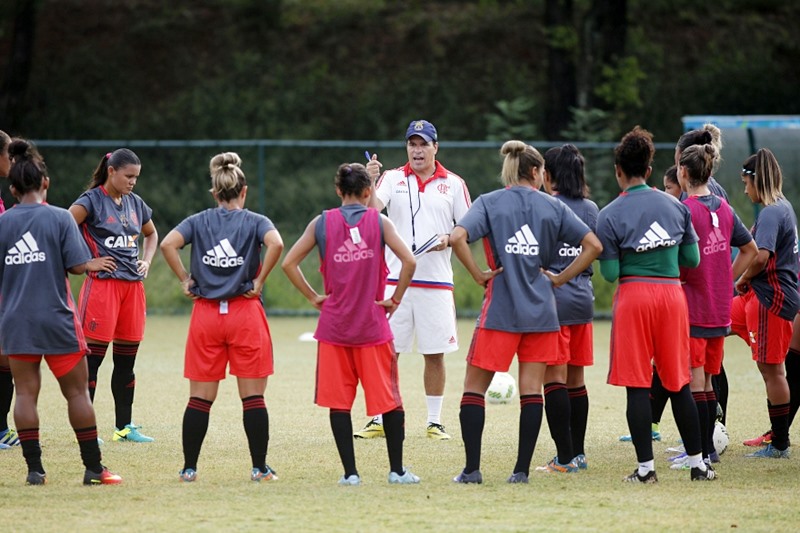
[385,286,459,355]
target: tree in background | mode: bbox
[0,0,38,133]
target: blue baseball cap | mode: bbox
[405,120,438,143]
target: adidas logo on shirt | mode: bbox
[5,232,46,265]
[333,238,374,263]
[702,227,728,255]
[505,224,540,255]
[636,221,677,252]
[558,243,583,257]
[203,238,244,268]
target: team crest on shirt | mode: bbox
[5,231,46,265]
[437,183,449,195]
[636,221,676,252]
[334,238,374,263]
[104,234,139,249]
[505,224,539,255]
[129,211,139,226]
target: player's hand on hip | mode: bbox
[310,293,328,310]
[137,259,151,278]
[244,278,264,298]
[474,267,503,287]
[86,256,116,273]
[376,298,399,319]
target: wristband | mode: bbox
[390,296,401,306]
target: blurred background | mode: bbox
[1,0,799,313]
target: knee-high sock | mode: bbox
[671,384,702,457]
[0,366,12,432]
[692,390,710,458]
[513,394,544,476]
[182,397,212,471]
[330,409,357,478]
[769,402,791,450]
[650,368,669,424]
[382,408,405,475]
[459,392,485,474]
[112,343,138,429]
[785,348,800,428]
[705,390,718,453]
[626,387,653,463]
[75,426,102,473]
[713,364,729,426]
[568,385,589,457]
[86,342,108,403]
[18,428,43,474]
[544,383,573,464]
[242,396,269,469]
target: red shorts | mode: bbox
[9,352,85,379]
[689,336,725,375]
[731,291,793,364]
[558,323,594,367]
[607,278,690,392]
[315,340,402,417]
[467,327,560,372]
[184,297,274,381]
[78,278,146,342]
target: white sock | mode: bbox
[373,414,383,425]
[687,453,705,469]
[426,396,444,425]
[638,460,655,477]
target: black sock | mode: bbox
[0,366,12,432]
[785,348,800,428]
[86,343,108,403]
[459,392,485,474]
[670,384,702,456]
[513,394,544,476]
[75,426,102,473]
[544,383,573,464]
[626,387,653,463]
[112,344,138,429]
[714,365,729,425]
[650,368,669,425]
[692,391,709,458]
[242,396,269,470]
[769,402,791,450]
[329,409,357,478]
[19,428,44,474]
[182,397,212,471]
[705,390,718,453]
[568,385,588,457]
[382,408,405,475]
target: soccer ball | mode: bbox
[713,421,729,455]
[486,372,517,404]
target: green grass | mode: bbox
[1,316,797,532]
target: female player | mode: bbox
[0,130,19,449]
[160,152,283,483]
[69,149,158,443]
[450,140,601,484]
[281,162,419,486]
[596,126,714,482]
[0,139,121,485]
[538,144,599,471]
[678,142,756,464]
[663,165,681,200]
[731,148,799,459]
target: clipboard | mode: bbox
[413,234,442,256]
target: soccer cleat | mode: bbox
[743,430,772,447]
[716,403,724,422]
[691,465,717,481]
[113,424,154,443]
[573,454,588,470]
[353,420,385,439]
[535,457,579,473]
[426,423,452,440]
[83,466,123,485]
[708,450,720,464]
[453,469,483,484]
[26,471,47,485]
[507,472,529,484]
[745,443,790,459]
[388,469,420,484]
[619,423,661,442]
[338,474,361,486]
[179,468,197,482]
[0,428,20,447]
[668,451,687,464]
[251,465,279,482]
[623,469,658,484]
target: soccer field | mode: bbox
[1,316,798,532]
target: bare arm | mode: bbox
[450,226,502,287]
[159,229,197,299]
[245,229,285,298]
[68,204,89,225]
[735,247,770,295]
[137,220,158,278]
[378,216,415,316]
[281,216,327,310]
[366,154,386,211]
[731,240,758,282]
[542,232,603,288]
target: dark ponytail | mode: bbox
[8,139,47,195]
[89,148,140,189]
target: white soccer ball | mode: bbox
[486,372,517,404]
[713,421,729,455]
